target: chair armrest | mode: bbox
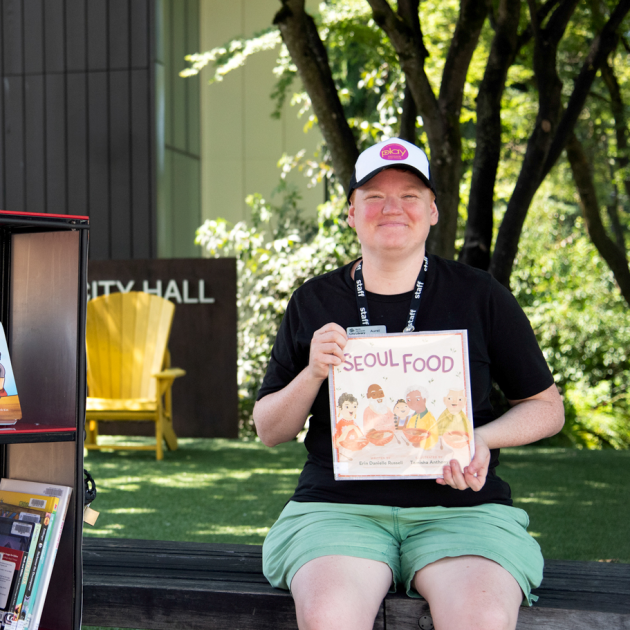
[152,368,186,379]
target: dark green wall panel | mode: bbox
[0,0,157,260]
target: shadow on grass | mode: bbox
[83,438,307,545]
[500,447,630,563]
[83,441,629,563]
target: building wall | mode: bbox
[198,0,324,229]
[0,0,156,260]
[0,0,324,261]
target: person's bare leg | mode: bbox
[413,556,523,630]
[291,555,392,630]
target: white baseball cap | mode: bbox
[347,138,436,202]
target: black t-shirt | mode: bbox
[257,255,554,509]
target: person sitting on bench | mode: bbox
[253,138,565,630]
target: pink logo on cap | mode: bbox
[380,143,408,161]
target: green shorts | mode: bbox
[262,501,543,605]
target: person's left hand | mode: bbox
[436,430,490,492]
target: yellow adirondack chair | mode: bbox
[85,292,185,460]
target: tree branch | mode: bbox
[439,0,490,114]
[516,0,561,51]
[541,0,630,180]
[601,57,630,201]
[566,132,630,306]
[460,0,521,270]
[369,0,488,258]
[274,0,358,192]
[399,84,418,144]
[489,0,579,286]
[366,0,439,125]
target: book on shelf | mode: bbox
[0,324,21,426]
[0,549,24,612]
[0,502,48,630]
[0,480,72,630]
[0,516,40,630]
[0,492,57,630]
[328,330,475,481]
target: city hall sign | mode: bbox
[88,258,237,439]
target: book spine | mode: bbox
[1,553,26,630]
[20,500,57,630]
[22,496,69,630]
[3,524,40,630]
[17,510,52,630]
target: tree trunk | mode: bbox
[399,85,417,144]
[601,58,630,204]
[459,0,521,270]
[490,0,578,286]
[368,0,488,259]
[274,0,358,193]
[566,133,630,306]
[540,0,630,181]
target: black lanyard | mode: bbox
[354,256,428,333]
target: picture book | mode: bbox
[3,521,40,630]
[0,480,72,630]
[328,330,474,481]
[0,516,37,629]
[0,492,56,630]
[0,324,21,425]
[0,558,14,612]
[0,549,23,612]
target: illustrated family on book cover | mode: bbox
[329,331,474,480]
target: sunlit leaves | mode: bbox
[196,190,359,436]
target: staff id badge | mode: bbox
[347,325,386,337]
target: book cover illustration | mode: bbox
[0,548,24,612]
[329,330,474,480]
[0,324,21,425]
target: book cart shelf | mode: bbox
[0,210,88,630]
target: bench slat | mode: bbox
[82,538,630,629]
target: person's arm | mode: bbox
[437,383,564,491]
[254,323,348,447]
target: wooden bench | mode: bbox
[82,538,630,630]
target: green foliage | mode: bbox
[190,1,630,446]
[196,187,360,436]
[512,172,630,449]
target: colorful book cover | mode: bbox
[0,480,71,630]
[0,517,37,629]
[328,330,475,480]
[0,549,23,613]
[0,324,21,425]
[3,522,40,630]
[0,501,47,622]
[0,493,55,630]
[17,500,57,630]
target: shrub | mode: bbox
[196,186,359,437]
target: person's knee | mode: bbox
[432,600,517,630]
[295,594,377,630]
[470,603,515,630]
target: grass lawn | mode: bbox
[82,438,629,629]
[83,437,306,545]
[83,437,629,562]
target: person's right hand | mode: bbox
[307,323,348,381]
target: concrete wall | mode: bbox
[198,0,324,227]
